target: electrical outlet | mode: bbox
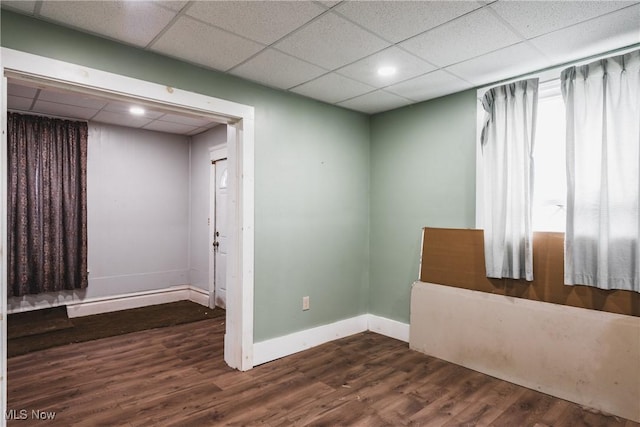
[302,296,310,311]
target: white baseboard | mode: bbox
[368,314,410,343]
[252,314,410,367]
[253,315,369,366]
[189,286,210,307]
[66,285,208,318]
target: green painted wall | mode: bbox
[369,91,477,323]
[1,11,371,342]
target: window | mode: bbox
[476,78,567,233]
[532,80,566,232]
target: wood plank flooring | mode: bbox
[7,315,639,426]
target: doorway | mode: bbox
[209,147,228,310]
[0,47,256,401]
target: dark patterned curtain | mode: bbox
[7,113,88,297]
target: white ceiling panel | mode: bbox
[151,16,265,71]
[337,47,436,88]
[156,1,189,12]
[386,70,473,102]
[399,8,523,67]
[92,110,154,128]
[39,1,176,47]
[186,1,326,45]
[8,96,34,111]
[230,49,327,90]
[32,100,100,120]
[317,1,341,8]
[143,120,199,135]
[7,83,38,98]
[490,1,637,39]
[529,4,640,64]
[3,1,639,115]
[38,89,108,110]
[335,1,481,43]
[337,90,411,114]
[103,101,165,119]
[159,112,216,127]
[291,73,375,104]
[274,12,390,70]
[1,1,37,14]
[446,42,553,86]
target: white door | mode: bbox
[213,159,228,309]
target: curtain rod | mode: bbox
[8,109,89,124]
[478,42,640,95]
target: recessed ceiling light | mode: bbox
[129,106,145,116]
[377,66,397,77]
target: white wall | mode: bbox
[8,122,191,311]
[189,125,227,291]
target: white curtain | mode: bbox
[562,50,640,292]
[481,79,538,280]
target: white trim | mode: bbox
[188,286,210,307]
[252,314,410,366]
[0,72,8,425]
[65,285,207,318]
[1,48,255,373]
[209,146,228,162]
[253,315,369,366]
[367,314,410,343]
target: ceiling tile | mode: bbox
[143,120,199,134]
[103,101,165,119]
[7,83,38,98]
[186,1,326,45]
[335,1,481,43]
[188,127,208,136]
[92,110,154,128]
[529,4,640,64]
[32,100,99,120]
[291,73,375,104]
[385,70,473,102]
[399,8,523,67]
[230,49,326,90]
[8,96,34,111]
[337,47,436,88]
[1,1,37,14]
[39,1,176,47]
[274,12,390,70]
[38,89,108,110]
[446,42,553,86]
[155,1,189,12]
[158,113,216,127]
[151,16,265,71]
[490,1,637,39]
[317,1,341,8]
[337,90,411,114]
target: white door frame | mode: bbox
[0,49,255,381]
[209,146,228,309]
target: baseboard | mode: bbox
[251,314,409,367]
[66,285,209,318]
[253,315,369,366]
[189,286,210,307]
[368,314,410,343]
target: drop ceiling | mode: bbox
[2,0,640,115]
[7,79,224,135]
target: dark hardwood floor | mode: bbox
[8,314,639,426]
